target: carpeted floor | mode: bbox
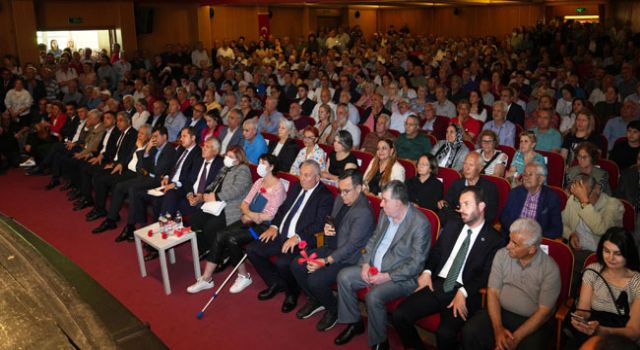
[0,168,409,349]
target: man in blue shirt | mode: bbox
[242,118,267,164]
[531,109,562,153]
[257,96,283,134]
[603,100,639,150]
[164,98,187,142]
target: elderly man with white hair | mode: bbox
[462,218,561,350]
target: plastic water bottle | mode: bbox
[158,214,167,233]
[175,211,183,230]
[165,213,174,233]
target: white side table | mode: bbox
[134,222,201,295]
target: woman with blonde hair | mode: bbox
[561,110,600,165]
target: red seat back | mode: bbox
[397,158,416,179]
[276,171,299,194]
[621,199,636,232]
[417,207,441,244]
[318,143,334,159]
[596,159,620,191]
[437,167,461,195]
[247,163,260,182]
[540,238,574,309]
[538,150,565,188]
[367,194,382,223]
[351,150,374,173]
[388,129,400,137]
[261,132,279,145]
[357,124,371,143]
[303,116,316,127]
[496,145,516,168]
[325,183,339,198]
[548,185,568,211]
[463,140,475,151]
[480,174,510,224]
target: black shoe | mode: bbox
[60,182,73,191]
[45,178,60,190]
[281,294,298,313]
[26,166,43,176]
[257,284,285,301]
[67,189,82,201]
[316,310,338,332]
[334,320,365,345]
[144,250,159,261]
[115,225,134,242]
[296,299,325,319]
[73,199,93,211]
[86,209,106,222]
[370,340,389,350]
[92,220,116,234]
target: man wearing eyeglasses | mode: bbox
[187,102,207,144]
[290,170,375,332]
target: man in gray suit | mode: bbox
[291,169,375,332]
[218,108,243,154]
[334,180,431,350]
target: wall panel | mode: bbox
[210,6,258,42]
[136,3,198,54]
[270,7,304,40]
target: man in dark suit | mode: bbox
[186,102,207,144]
[290,170,375,332]
[334,180,431,350]
[500,87,525,127]
[246,159,333,313]
[85,113,138,220]
[93,126,177,240]
[500,162,562,239]
[120,127,201,241]
[297,84,316,116]
[438,152,499,226]
[148,100,167,128]
[218,108,243,154]
[392,186,504,350]
[71,111,121,209]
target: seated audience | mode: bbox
[462,218,561,350]
[609,120,640,171]
[431,124,470,172]
[421,102,449,141]
[614,152,640,225]
[290,126,326,175]
[604,100,639,151]
[452,99,482,143]
[291,170,375,331]
[500,162,562,238]
[361,113,396,155]
[475,130,508,177]
[246,160,333,312]
[189,145,252,256]
[531,108,563,153]
[334,180,431,349]
[288,102,311,134]
[406,153,443,212]
[201,109,222,146]
[482,101,516,147]
[164,98,187,142]
[187,154,286,294]
[563,173,624,275]
[242,118,268,165]
[438,152,499,225]
[562,110,600,165]
[395,114,432,162]
[257,96,283,134]
[507,131,547,187]
[321,130,358,182]
[392,186,503,350]
[267,119,300,173]
[363,139,405,196]
[219,109,243,154]
[568,228,640,348]
[565,142,611,195]
[316,103,335,145]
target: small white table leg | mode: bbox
[134,235,147,277]
[158,249,171,295]
[168,248,176,264]
[191,236,201,279]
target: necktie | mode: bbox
[279,190,307,238]
[171,149,189,177]
[196,161,210,194]
[443,229,473,293]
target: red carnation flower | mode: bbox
[147,229,153,237]
[260,187,267,193]
[161,232,168,239]
[298,240,308,250]
[369,266,379,276]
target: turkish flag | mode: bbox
[258,13,270,38]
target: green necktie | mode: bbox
[443,229,473,293]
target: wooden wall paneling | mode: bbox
[210,6,259,42]
[347,8,377,40]
[0,0,18,58]
[269,7,304,40]
[136,3,198,55]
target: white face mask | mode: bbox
[257,163,269,178]
[223,156,236,168]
